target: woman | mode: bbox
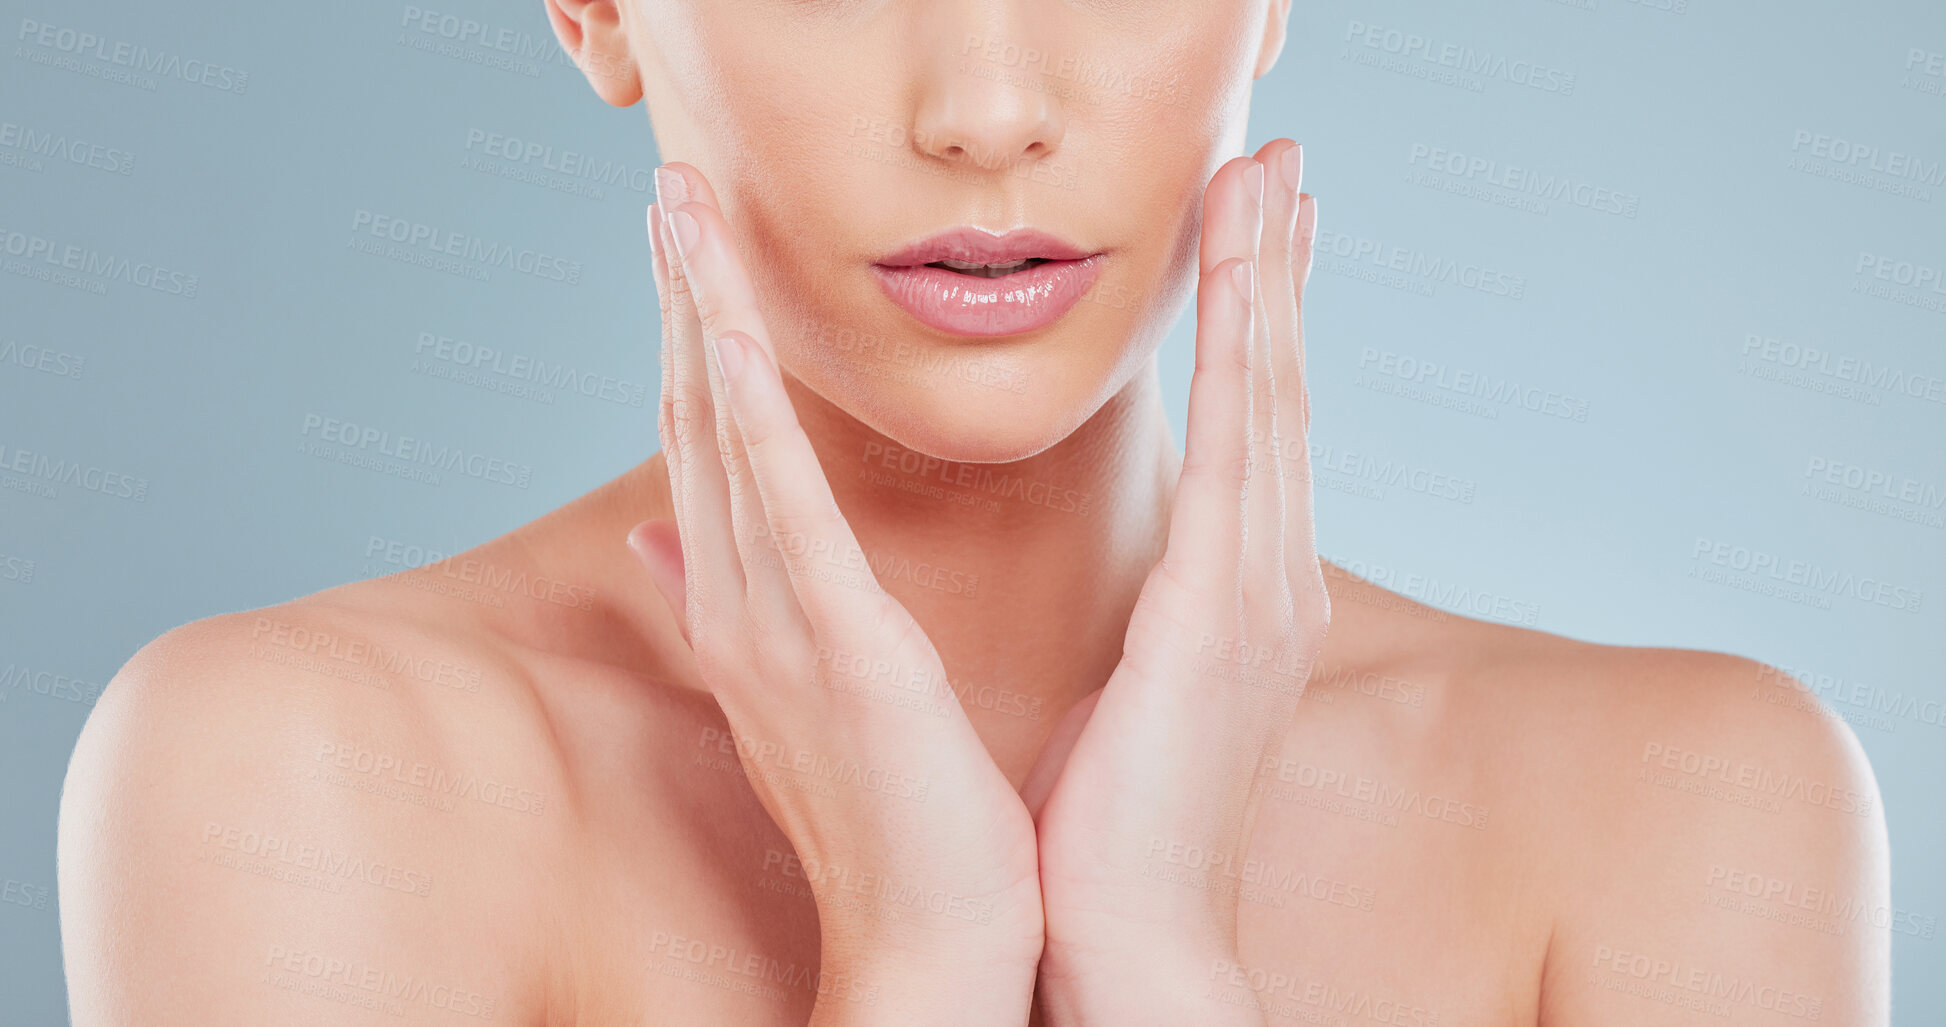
[57,1,1888,1024]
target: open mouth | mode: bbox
[872,255,1104,338]
[870,226,1105,338]
[927,257,1055,279]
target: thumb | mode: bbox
[626,519,690,647]
[1020,687,1104,819]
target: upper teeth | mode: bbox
[938,258,1030,271]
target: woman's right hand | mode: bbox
[629,163,1044,1026]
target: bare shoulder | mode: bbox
[1442,622,1880,818]
[1435,619,1890,1025]
[58,583,568,1025]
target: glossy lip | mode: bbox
[876,226,1096,267]
[872,227,1105,338]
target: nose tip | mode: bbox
[909,21,1067,173]
[922,127,1059,168]
[913,81,1066,172]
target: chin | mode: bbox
[783,303,1164,467]
[849,376,1106,465]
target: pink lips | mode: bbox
[872,227,1105,338]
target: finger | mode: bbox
[667,198,784,366]
[1249,143,1323,599]
[658,159,726,212]
[663,195,806,629]
[1198,156,1266,276]
[1253,142,1303,444]
[1295,193,1318,436]
[645,205,693,644]
[662,190,810,622]
[1164,157,1264,595]
[1020,687,1103,820]
[711,348,806,632]
[626,519,690,646]
[648,201,693,645]
[650,200,673,462]
[1242,143,1298,596]
[1283,193,1324,590]
[1252,139,1302,260]
[709,328,887,626]
[1161,256,1256,595]
[654,170,746,623]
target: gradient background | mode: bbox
[2,0,1943,1022]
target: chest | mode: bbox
[547,745,1544,1026]
[1218,693,1550,1026]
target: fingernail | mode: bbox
[1281,144,1303,192]
[1243,160,1265,205]
[712,331,745,384]
[669,208,700,261]
[1231,261,1255,305]
[654,166,690,208]
[645,204,660,255]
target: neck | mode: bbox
[791,364,1181,781]
[512,359,1423,785]
[550,361,1178,783]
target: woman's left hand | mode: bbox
[1025,140,1327,1025]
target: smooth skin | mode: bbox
[638,144,1326,1024]
[639,167,1049,1022]
[59,2,1888,1025]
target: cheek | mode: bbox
[646,6,864,203]
[1074,26,1259,263]
[734,206,884,415]
[647,3,1260,426]
[669,87,872,346]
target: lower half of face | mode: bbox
[642,1,1265,463]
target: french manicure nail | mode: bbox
[645,204,660,255]
[712,332,745,384]
[1231,261,1255,305]
[654,166,689,208]
[1281,144,1303,191]
[669,209,700,261]
[1244,160,1265,205]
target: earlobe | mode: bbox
[1253,0,1293,80]
[543,0,644,107]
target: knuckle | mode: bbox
[1291,578,1332,634]
[712,410,741,457]
[666,386,714,445]
[737,408,786,455]
[655,274,676,323]
[688,609,746,673]
[719,442,755,489]
[1150,553,1218,610]
[860,596,923,650]
[694,304,727,340]
[1184,448,1252,491]
[1193,342,1254,378]
[1229,345,1256,376]
[764,506,845,554]
[664,261,694,298]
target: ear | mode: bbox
[544,0,643,106]
[1253,0,1293,80]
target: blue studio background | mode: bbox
[2,0,1943,1022]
